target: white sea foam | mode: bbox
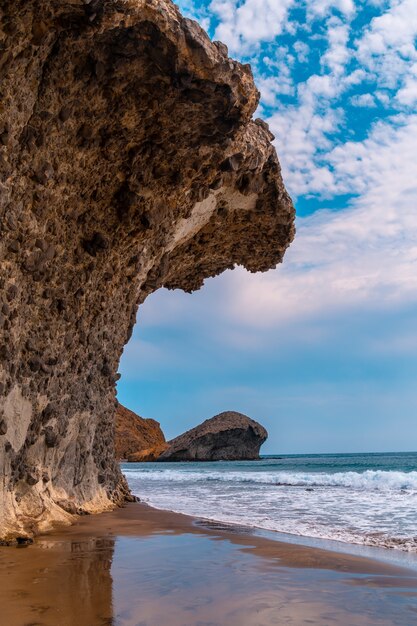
[123,462,417,552]
[123,467,417,491]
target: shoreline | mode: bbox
[40,501,417,575]
[122,452,417,559]
[134,499,417,572]
[1,502,417,625]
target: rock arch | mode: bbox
[0,0,295,541]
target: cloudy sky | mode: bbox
[118,0,417,453]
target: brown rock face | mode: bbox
[158,411,268,462]
[0,0,294,541]
[127,444,169,463]
[115,403,166,461]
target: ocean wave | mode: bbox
[123,468,417,492]
[134,494,417,552]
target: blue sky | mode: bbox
[118,0,417,453]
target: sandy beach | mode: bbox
[1,502,417,626]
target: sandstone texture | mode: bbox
[0,0,294,541]
[115,402,167,461]
[158,411,268,461]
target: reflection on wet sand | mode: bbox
[0,536,115,626]
[0,503,417,626]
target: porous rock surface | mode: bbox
[0,0,294,541]
[115,402,167,461]
[158,411,268,461]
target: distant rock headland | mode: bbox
[115,403,168,462]
[158,411,268,462]
[116,407,267,463]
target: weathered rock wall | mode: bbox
[0,0,295,541]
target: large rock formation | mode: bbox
[115,402,167,461]
[0,0,294,541]
[158,411,268,461]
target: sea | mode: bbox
[122,452,417,555]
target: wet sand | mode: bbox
[1,502,417,626]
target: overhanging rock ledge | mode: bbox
[0,0,295,542]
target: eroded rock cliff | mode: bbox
[115,402,167,461]
[0,0,294,541]
[158,411,268,461]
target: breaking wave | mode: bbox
[123,467,417,492]
[122,454,417,553]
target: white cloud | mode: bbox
[247,10,356,197]
[267,102,343,196]
[257,74,295,104]
[344,68,367,85]
[350,93,377,107]
[257,50,296,103]
[321,16,351,75]
[396,63,417,105]
[355,0,417,91]
[306,0,356,19]
[357,0,417,54]
[293,41,310,63]
[327,114,417,193]
[210,0,296,52]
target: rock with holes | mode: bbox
[0,0,294,542]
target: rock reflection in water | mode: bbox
[0,537,115,626]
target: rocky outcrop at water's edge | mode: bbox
[158,411,268,461]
